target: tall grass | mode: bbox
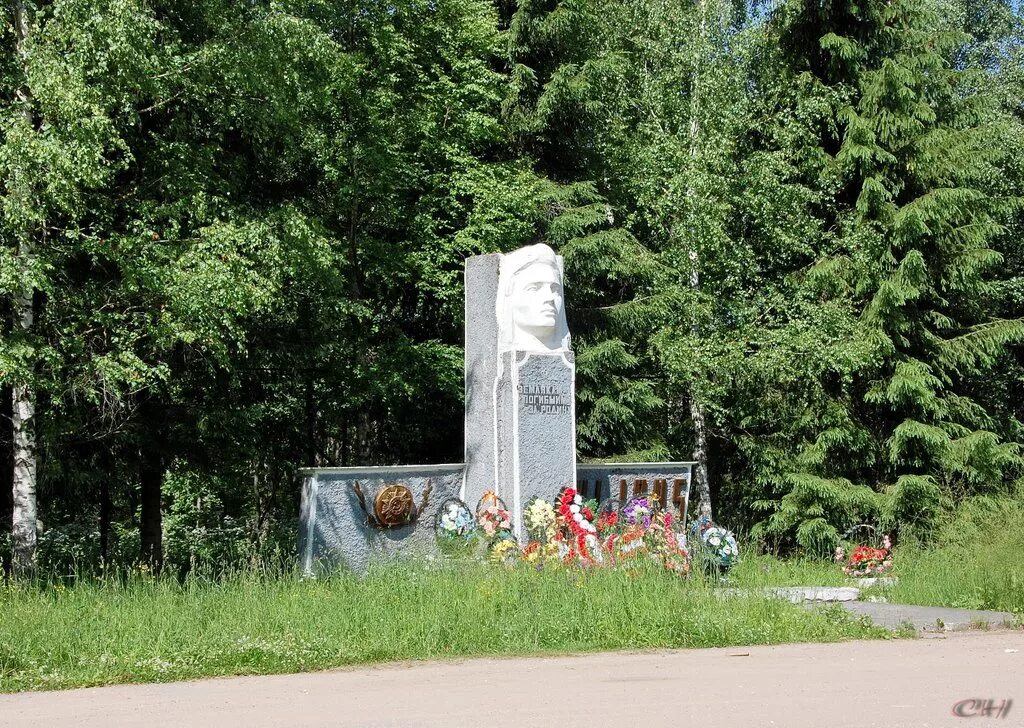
[9,493,1021,693]
[0,562,883,693]
[725,552,847,587]
[876,493,1024,615]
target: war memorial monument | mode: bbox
[299,244,694,573]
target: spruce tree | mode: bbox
[757,0,1024,550]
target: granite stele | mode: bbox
[299,243,695,573]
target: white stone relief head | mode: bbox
[496,243,570,353]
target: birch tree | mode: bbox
[5,0,38,574]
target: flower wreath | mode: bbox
[524,497,557,542]
[647,511,689,574]
[557,487,597,557]
[435,498,476,539]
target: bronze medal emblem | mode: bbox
[374,484,415,527]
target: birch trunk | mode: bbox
[9,0,38,575]
[685,0,713,521]
[11,367,36,574]
[99,478,112,570]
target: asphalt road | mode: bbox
[1,631,1021,728]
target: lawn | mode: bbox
[3,492,1021,694]
[0,562,885,693]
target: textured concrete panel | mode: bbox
[505,351,576,538]
[298,461,697,571]
[575,463,695,524]
[463,254,501,508]
[299,464,464,575]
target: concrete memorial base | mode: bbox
[299,461,693,574]
[299,464,463,575]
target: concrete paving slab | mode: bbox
[770,586,861,602]
[827,601,1019,632]
[719,586,861,602]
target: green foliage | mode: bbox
[739,0,1024,548]
[3,0,1024,570]
[753,474,882,555]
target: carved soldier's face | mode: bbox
[512,261,563,335]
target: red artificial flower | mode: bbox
[596,512,618,533]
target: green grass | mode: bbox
[723,552,847,588]
[0,562,886,693]
[719,492,1024,618]
[8,493,1022,694]
[867,494,1024,616]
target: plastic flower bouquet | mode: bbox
[609,524,648,563]
[473,491,513,543]
[522,540,562,569]
[490,538,520,566]
[645,511,690,574]
[622,497,653,529]
[436,499,475,538]
[524,497,556,543]
[433,498,478,556]
[837,541,892,578]
[477,503,512,542]
[595,509,619,535]
[835,528,893,578]
[700,526,739,570]
[556,488,598,562]
[689,512,713,542]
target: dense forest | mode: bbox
[1,0,1022,576]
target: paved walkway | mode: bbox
[726,586,1018,632]
[1,631,1020,728]
[836,602,1018,632]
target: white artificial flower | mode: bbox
[573,495,582,505]
[573,513,583,523]
[569,504,580,514]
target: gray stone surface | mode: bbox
[718,587,861,602]
[497,350,576,538]
[832,602,1019,632]
[576,463,694,511]
[774,586,861,602]
[463,254,501,508]
[496,243,570,353]
[299,464,464,575]
[856,576,899,588]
